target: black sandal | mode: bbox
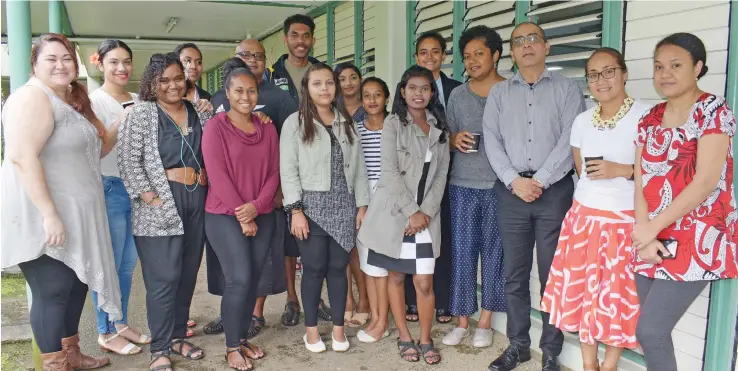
[397,338,420,362]
[247,317,265,339]
[203,317,224,335]
[171,339,205,360]
[436,309,452,324]
[418,340,441,365]
[281,301,300,326]
[239,340,265,360]
[317,299,332,321]
[150,350,173,371]
[405,305,419,322]
[225,348,254,371]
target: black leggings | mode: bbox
[19,255,88,353]
[297,222,350,327]
[205,212,275,347]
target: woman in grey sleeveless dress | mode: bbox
[1,34,121,370]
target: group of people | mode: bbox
[1,10,736,371]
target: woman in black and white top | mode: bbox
[358,66,450,364]
[355,77,393,344]
[118,52,212,371]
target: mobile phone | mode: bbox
[657,239,678,259]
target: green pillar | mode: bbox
[49,0,63,34]
[406,0,416,68]
[704,4,738,371]
[515,0,531,25]
[326,4,335,65]
[354,0,364,68]
[451,0,465,80]
[7,0,32,93]
[601,0,624,50]
[7,4,41,369]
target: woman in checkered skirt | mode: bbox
[357,66,450,365]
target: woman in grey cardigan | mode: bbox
[280,63,369,354]
[358,66,450,365]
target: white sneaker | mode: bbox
[332,333,350,352]
[303,334,326,353]
[442,327,470,346]
[472,328,494,348]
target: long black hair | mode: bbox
[139,52,189,102]
[298,62,355,145]
[391,65,448,143]
[361,77,391,116]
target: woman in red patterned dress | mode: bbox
[632,33,738,371]
[541,48,650,371]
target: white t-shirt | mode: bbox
[90,89,139,177]
[570,101,651,211]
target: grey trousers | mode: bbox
[634,274,708,371]
[493,175,574,356]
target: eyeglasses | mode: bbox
[586,67,624,83]
[235,52,266,62]
[511,34,545,47]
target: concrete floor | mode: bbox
[75,264,541,371]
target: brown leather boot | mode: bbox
[40,349,73,371]
[61,333,110,369]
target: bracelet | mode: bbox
[145,196,160,205]
[283,200,305,214]
[291,209,303,215]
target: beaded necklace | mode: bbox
[592,96,634,130]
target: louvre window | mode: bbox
[528,0,604,101]
[313,13,328,63]
[333,1,355,66]
[362,0,378,77]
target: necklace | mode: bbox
[160,103,190,135]
[592,96,634,131]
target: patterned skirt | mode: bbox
[540,200,640,349]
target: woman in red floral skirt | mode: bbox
[541,48,650,371]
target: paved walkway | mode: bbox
[71,264,542,371]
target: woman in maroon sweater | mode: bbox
[202,67,279,371]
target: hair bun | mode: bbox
[698,64,709,79]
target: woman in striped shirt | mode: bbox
[355,77,392,343]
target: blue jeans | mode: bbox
[92,176,138,334]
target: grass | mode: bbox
[1,341,32,371]
[1,273,27,299]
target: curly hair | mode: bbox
[283,14,315,35]
[138,52,187,102]
[459,26,503,68]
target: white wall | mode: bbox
[372,0,407,105]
